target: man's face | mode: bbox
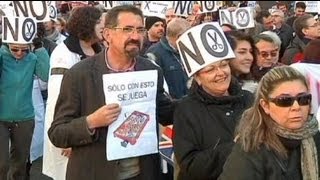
[105,12,145,58]
[295,7,305,17]
[44,21,54,31]
[303,18,320,39]
[272,12,284,26]
[148,21,164,40]
[165,9,176,24]
[262,15,274,30]
[278,5,287,14]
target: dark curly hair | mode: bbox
[66,6,102,41]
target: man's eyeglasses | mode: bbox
[259,50,278,58]
[112,27,147,35]
[10,48,30,53]
[268,93,311,107]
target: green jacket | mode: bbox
[0,45,49,122]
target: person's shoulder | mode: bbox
[175,93,198,109]
[137,55,161,69]
[71,52,101,70]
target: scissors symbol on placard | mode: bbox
[208,32,223,50]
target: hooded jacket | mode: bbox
[0,45,49,121]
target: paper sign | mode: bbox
[296,1,320,13]
[219,7,254,30]
[102,1,134,9]
[47,1,57,20]
[12,1,50,22]
[141,1,173,19]
[247,1,256,8]
[177,22,235,77]
[173,1,195,17]
[198,1,218,13]
[103,70,158,160]
[2,16,36,44]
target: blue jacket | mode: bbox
[0,45,50,122]
[146,36,188,99]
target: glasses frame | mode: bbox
[258,50,278,58]
[9,48,30,54]
[268,93,312,107]
[112,26,147,35]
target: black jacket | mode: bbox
[219,132,320,180]
[173,79,253,180]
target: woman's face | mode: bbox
[195,60,231,97]
[95,13,107,41]
[229,40,254,76]
[8,44,30,60]
[260,80,311,129]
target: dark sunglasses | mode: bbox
[10,48,30,53]
[268,93,312,107]
[259,51,278,58]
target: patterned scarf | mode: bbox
[270,116,319,180]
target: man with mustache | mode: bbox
[140,16,165,55]
[48,5,174,180]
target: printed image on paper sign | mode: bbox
[113,111,150,147]
[103,70,159,160]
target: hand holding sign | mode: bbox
[86,103,122,129]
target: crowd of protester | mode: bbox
[0,1,320,180]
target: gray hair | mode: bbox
[166,18,191,38]
[260,31,282,48]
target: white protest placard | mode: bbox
[141,1,173,19]
[296,1,320,13]
[177,22,235,77]
[0,2,11,10]
[102,1,134,10]
[173,1,194,17]
[2,16,37,44]
[305,1,320,13]
[219,7,254,30]
[12,1,50,22]
[216,1,223,8]
[247,1,256,8]
[198,1,218,13]
[47,1,57,20]
[0,3,14,17]
[103,70,158,160]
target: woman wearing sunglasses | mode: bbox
[0,42,49,179]
[219,66,320,180]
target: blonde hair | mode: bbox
[236,66,309,157]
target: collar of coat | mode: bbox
[64,35,102,60]
[191,77,245,105]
